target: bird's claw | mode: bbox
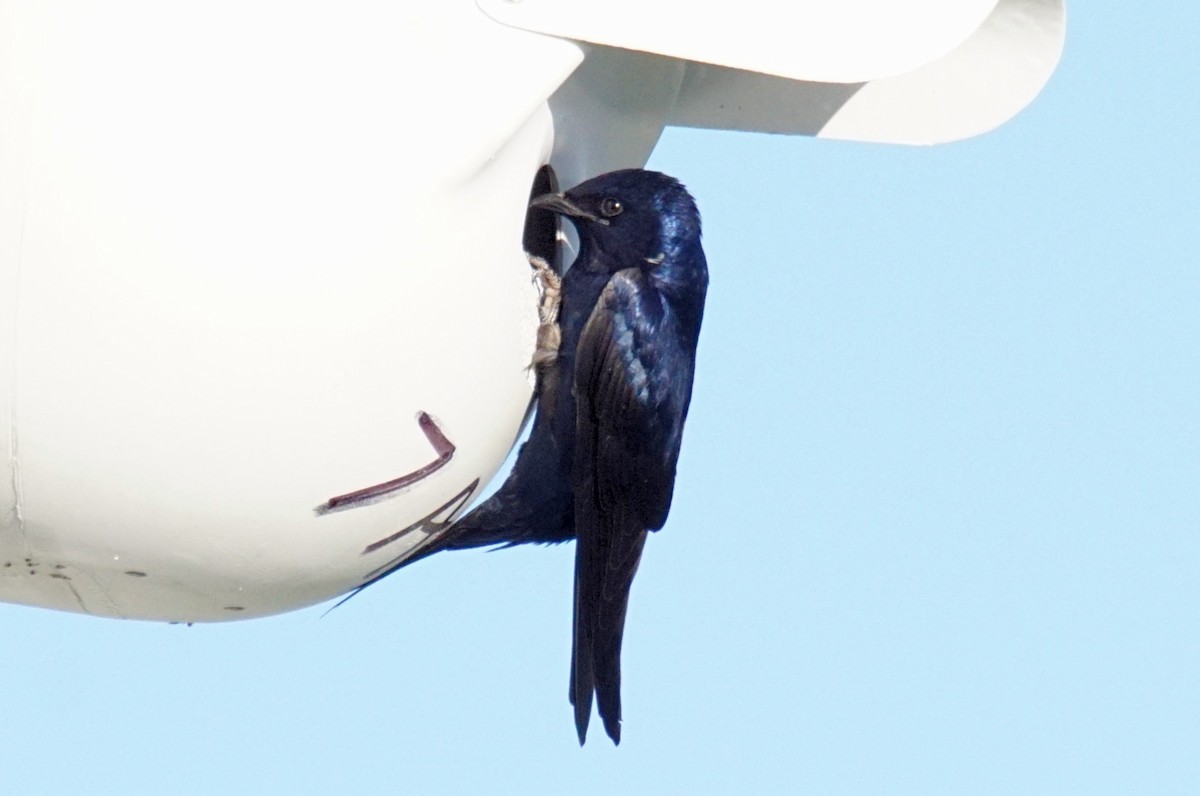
[528,252,562,374]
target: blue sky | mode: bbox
[3,7,1197,794]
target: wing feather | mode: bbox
[569,270,691,744]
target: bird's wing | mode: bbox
[570,269,690,745]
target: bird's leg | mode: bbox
[528,252,562,373]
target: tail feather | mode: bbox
[571,512,648,745]
[570,616,594,745]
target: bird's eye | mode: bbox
[598,198,624,218]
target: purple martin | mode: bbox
[555,170,708,745]
[416,169,708,745]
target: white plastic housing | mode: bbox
[0,1,1064,621]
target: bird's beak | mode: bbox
[529,192,605,224]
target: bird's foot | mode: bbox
[528,252,562,373]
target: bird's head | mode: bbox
[529,169,701,273]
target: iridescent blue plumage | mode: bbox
[425,169,708,745]
[563,172,707,745]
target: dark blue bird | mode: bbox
[413,169,708,745]
[553,170,707,746]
